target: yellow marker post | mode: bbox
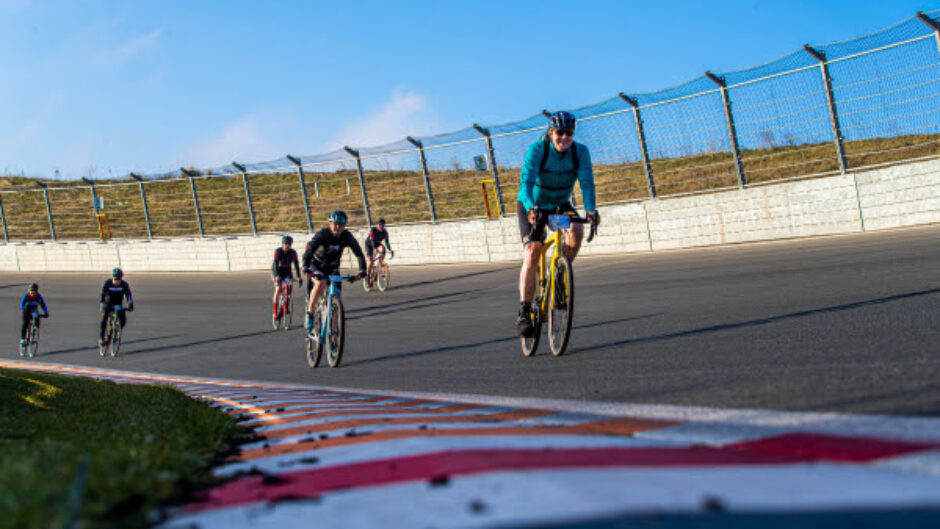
[480,179,497,220]
[96,213,112,241]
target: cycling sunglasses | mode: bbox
[552,129,574,137]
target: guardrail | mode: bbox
[1,11,938,242]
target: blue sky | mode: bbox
[1,0,937,180]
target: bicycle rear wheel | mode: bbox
[377,263,390,292]
[548,256,574,356]
[306,304,323,368]
[520,303,541,357]
[27,322,39,358]
[326,297,345,368]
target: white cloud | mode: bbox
[326,90,440,150]
[90,29,161,69]
[183,114,282,169]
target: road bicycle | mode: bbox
[19,312,45,358]
[100,305,127,357]
[272,277,295,330]
[306,274,357,368]
[521,212,595,357]
[363,250,392,293]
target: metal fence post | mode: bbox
[180,168,205,237]
[344,146,373,226]
[472,124,505,217]
[130,173,153,240]
[705,72,747,188]
[619,93,657,198]
[287,155,314,232]
[0,195,9,242]
[232,162,257,235]
[917,11,940,54]
[82,178,99,216]
[406,136,438,223]
[35,181,56,241]
[803,46,847,175]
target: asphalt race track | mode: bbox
[3,225,938,416]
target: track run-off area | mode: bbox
[2,224,939,527]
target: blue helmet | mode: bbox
[549,111,576,131]
[328,210,348,224]
[112,267,123,279]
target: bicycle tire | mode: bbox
[27,321,39,358]
[548,255,574,356]
[109,315,122,357]
[362,270,374,292]
[99,316,111,357]
[283,289,293,330]
[326,297,345,368]
[521,303,541,357]
[377,263,390,292]
[306,303,324,368]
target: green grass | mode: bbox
[1,133,938,240]
[0,368,248,529]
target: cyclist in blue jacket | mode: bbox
[516,111,600,337]
[19,283,49,348]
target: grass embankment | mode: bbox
[0,368,248,529]
[1,133,937,240]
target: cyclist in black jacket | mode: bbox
[364,218,394,288]
[272,235,302,318]
[99,267,133,346]
[303,210,367,330]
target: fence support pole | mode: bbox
[130,173,153,240]
[619,93,657,198]
[0,195,8,242]
[232,162,257,235]
[36,182,56,241]
[917,11,940,54]
[181,168,205,237]
[288,155,314,232]
[803,46,847,175]
[705,72,747,188]
[406,136,438,223]
[82,177,99,216]
[344,146,373,226]
[472,124,505,217]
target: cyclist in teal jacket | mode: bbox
[516,111,599,337]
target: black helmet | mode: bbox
[112,267,123,279]
[281,235,293,245]
[28,283,38,292]
[377,218,386,226]
[549,111,576,132]
[328,210,348,224]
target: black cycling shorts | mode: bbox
[517,200,577,245]
[274,268,293,281]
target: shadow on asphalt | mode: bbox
[343,314,660,367]
[347,290,477,319]
[38,334,184,356]
[120,330,273,356]
[390,267,511,292]
[573,287,940,355]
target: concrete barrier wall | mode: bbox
[3,158,938,272]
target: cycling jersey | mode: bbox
[517,136,596,212]
[365,227,392,257]
[302,227,367,274]
[20,291,48,314]
[100,279,133,308]
[272,247,300,279]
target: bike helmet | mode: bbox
[28,283,38,292]
[281,235,293,245]
[112,267,123,279]
[377,218,386,226]
[549,111,576,132]
[328,210,348,224]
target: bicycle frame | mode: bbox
[534,216,570,321]
[278,278,293,312]
[318,275,345,340]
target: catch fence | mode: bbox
[1,12,939,242]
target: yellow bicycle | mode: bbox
[521,212,595,357]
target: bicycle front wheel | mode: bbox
[548,255,574,356]
[326,297,345,368]
[109,317,122,357]
[377,263,390,292]
[27,322,39,358]
[283,291,293,330]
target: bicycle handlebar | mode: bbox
[530,211,596,243]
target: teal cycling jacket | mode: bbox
[517,137,596,212]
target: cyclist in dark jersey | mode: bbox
[272,235,302,318]
[303,210,367,330]
[19,283,49,349]
[364,218,394,288]
[99,267,134,346]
